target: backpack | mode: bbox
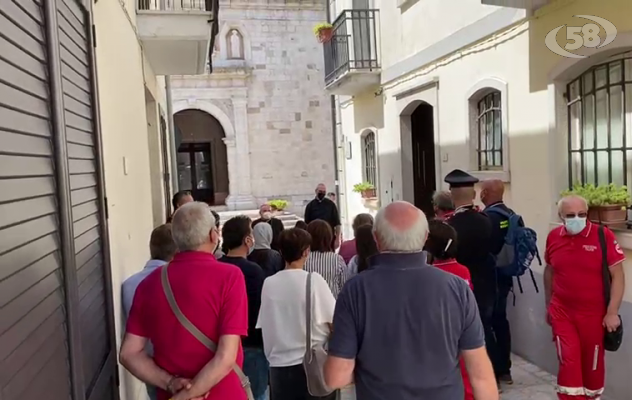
[486,207,541,294]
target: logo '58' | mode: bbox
[545,15,617,59]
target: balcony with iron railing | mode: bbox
[323,9,380,95]
[136,0,219,75]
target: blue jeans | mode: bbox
[243,347,270,400]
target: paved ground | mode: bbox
[499,355,558,400]
[338,355,560,400]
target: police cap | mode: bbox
[444,169,479,189]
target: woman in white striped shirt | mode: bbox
[304,219,347,297]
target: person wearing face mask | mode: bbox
[304,183,341,241]
[544,195,625,400]
[252,203,273,227]
[480,179,518,386]
[219,216,268,400]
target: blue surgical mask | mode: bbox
[564,217,587,235]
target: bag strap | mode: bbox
[598,225,612,310]
[161,265,252,394]
[305,272,313,357]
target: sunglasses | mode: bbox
[562,212,588,219]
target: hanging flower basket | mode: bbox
[314,23,334,43]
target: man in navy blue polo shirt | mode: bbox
[324,201,498,400]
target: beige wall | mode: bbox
[93,0,169,399]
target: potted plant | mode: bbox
[353,182,377,199]
[268,199,288,212]
[560,183,630,225]
[313,22,334,43]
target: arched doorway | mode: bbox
[174,109,229,206]
[409,102,436,217]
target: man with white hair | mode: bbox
[120,202,250,400]
[545,195,625,400]
[324,201,499,400]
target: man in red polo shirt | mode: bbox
[544,195,625,400]
[120,202,249,400]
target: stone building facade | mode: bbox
[171,0,334,214]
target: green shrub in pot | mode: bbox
[560,183,630,207]
[268,199,288,211]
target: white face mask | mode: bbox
[261,211,272,220]
[246,236,255,255]
[564,216,587,235]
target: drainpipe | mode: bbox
[326,4,340,207]
[165,75,178,193]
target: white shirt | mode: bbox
[256,269,336,367]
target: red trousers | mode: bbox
[459,358,473,400]
[549,302,605,399]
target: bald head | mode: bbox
[480,179,505,206]
[374,201,428,252]
[315,183,327,200]
[557,195,588,218]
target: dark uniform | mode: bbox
[444,169,499,373]
[483,201,516,379]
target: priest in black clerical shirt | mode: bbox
[304,183,341,237]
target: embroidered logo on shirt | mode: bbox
[615,241,624,255]
[583,245,597,252]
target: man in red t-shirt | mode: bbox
[545,195,625,400]
[120,202,249,400]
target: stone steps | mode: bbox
[215,209,302,230]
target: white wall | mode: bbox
[337,1,632,395]
[94,1,170,399]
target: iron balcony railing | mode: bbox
[324,9,380,86]
[137,0,213,11]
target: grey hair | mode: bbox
[557,195,588,214]
[373,202,429,252]
[171,202,215,251]
[432,191,454,211]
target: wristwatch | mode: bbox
[166,375,179,393]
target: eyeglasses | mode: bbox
[563,212,588,218]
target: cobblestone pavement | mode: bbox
[338,355,561,400]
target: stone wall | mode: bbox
[171,0,335,214]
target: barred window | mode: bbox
[567,57,632,187]
[362,131,377,186]
[476,91,503,170]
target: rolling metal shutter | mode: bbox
[0,0,75,398]
[0,0,117,399]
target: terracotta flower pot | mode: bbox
[317,28,333,43]
[588,205,628,225]
[361,188,377,199]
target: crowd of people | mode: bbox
[119,173,625,400]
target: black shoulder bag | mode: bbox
[598,225,624,352]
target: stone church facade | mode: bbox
[171,0,334,213]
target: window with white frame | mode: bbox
[567,56,632,188]
[362,131,377,187]
[476,90,503,171]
